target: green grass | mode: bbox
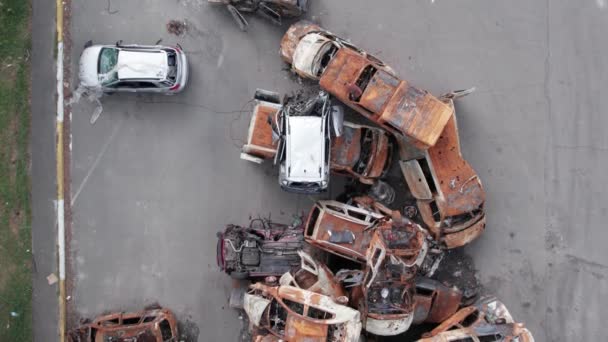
[0,0,33,341]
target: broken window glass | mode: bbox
[98,47,119,85]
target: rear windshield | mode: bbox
[98,47,119,85]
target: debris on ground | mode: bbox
[46,273,58,285]
[167,19,187,36]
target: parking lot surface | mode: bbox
[65,1,608,341]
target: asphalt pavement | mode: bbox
[31,0,60,340]
[47,0,608,341]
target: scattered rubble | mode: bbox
[167,19,188,36]
[207,0,308,31]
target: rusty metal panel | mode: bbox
[380,81,453,150]
[284,315,328,341]
[359,70,400,114]
[400,160,433,200]
[243,101,280,160]
[319,49,374,116]
[428,112,485,217]
[441,214,486,249]
[365,130,392,178]
[331,124,361,168]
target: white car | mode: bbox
[275,91,333,194]
[78,41,188,94]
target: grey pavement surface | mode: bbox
[61,0,608,341]
[31,0,59,340]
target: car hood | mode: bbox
[79,46,103,88]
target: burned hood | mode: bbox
[331,124,362,167]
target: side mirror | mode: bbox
[83,40,93,49]
[115,40,123,47]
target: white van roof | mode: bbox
[286,116,326,181]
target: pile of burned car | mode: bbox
[215,20,534,341]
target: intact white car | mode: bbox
[78,42,188,94]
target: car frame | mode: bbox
[331,121,394,185]
[68,308,178,342]
[417,297,535,342]
[216,217,304,280]
[399,90,486,249]
[244,283,362,342]
[78,42,188,94]
[280,21,453,150]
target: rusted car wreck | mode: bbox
[331,122,393,185]
[400,90,486,249]
[241,89,394,186]
[418,297,535,341]
[245,283,362,341]
[280,21,454,150]
[217,217,304,279]
[68,308,178,342]
[302,199,433,336]
[208,0,307,31]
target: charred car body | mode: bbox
[241,89,394,188]
[280,21,454,150]
[68,308,178,342]
[331,122,394,185]
[303,198,432,336]
[418,297,535,342]
[208,0,307,31]
[400,90,486,249]
[245,283,362,342]
[217,217,304,279]
[412,277,463,325]
[240,89,334,193]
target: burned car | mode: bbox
[279,251,348,301]
[417,297,534,341]
[240,89,334,193]
[68,307,178,342]
[217,217,304,279]
[208,0,307,31]
[400,90,486,249]
[412,277,462,325]
[331,122,394,185]
[304,200,388,262]
[241,90,393,188]
[244,283,362,341]
[351,219,429,336]
[280,21,453,150]
[240,89,282,163]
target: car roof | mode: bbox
[116,49,168,81]
[286,116,326,181]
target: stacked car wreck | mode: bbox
[217,20,533,341]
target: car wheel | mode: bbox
[229,271,249,280]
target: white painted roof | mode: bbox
[286,116,326,181]
[116,50,168,80]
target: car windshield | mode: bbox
[98,47,119,85]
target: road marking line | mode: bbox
[56,0,66,340]
[71,120,122,207]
